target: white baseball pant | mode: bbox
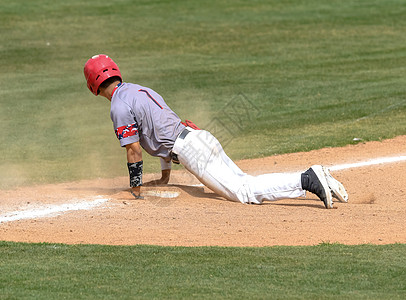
[172,128,306,204]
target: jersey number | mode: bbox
[138,89,163,109]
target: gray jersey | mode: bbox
[110,82,185,161]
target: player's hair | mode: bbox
[98,76,122,93]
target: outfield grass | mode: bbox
[0,0,405,188]
[0,242,405,299]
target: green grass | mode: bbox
[0,241,405,299]
[0,0,405,188]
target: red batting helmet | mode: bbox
[84,54,122,95]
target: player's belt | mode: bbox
[171,128,191,164]
[178,127,190,140]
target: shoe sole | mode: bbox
[322,167,349,203]
[311,165,333,209]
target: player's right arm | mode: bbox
[125,142,143,198]
[110,96,143,198]
[126,141,142,163]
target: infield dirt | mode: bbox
[1,136,405,247]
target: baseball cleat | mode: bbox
[302,165,333,209]
[322,167,348,203]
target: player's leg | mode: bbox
[173,129,250,203]
[173,129,340,208]
[173,130,304,204]
[208,135,340,208]
[247,166,334,208]
[245,172,305,202]
[215,142,307,203]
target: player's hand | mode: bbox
[130,186,144,199]
[143,177,169,186]
[143,169,170,186]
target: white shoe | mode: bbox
[302,165,333,209]
[322,167,348,203]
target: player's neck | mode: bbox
[100,80,122,101]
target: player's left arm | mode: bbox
[143,158,171,186]
[125,142,143,198]
[158,159,171,184]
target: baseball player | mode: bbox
[84,54,348,208]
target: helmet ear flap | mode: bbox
[84,54,122,96]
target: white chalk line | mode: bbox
[0,196,109,224]
[0,191,181,224]
[329,155,406,171]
